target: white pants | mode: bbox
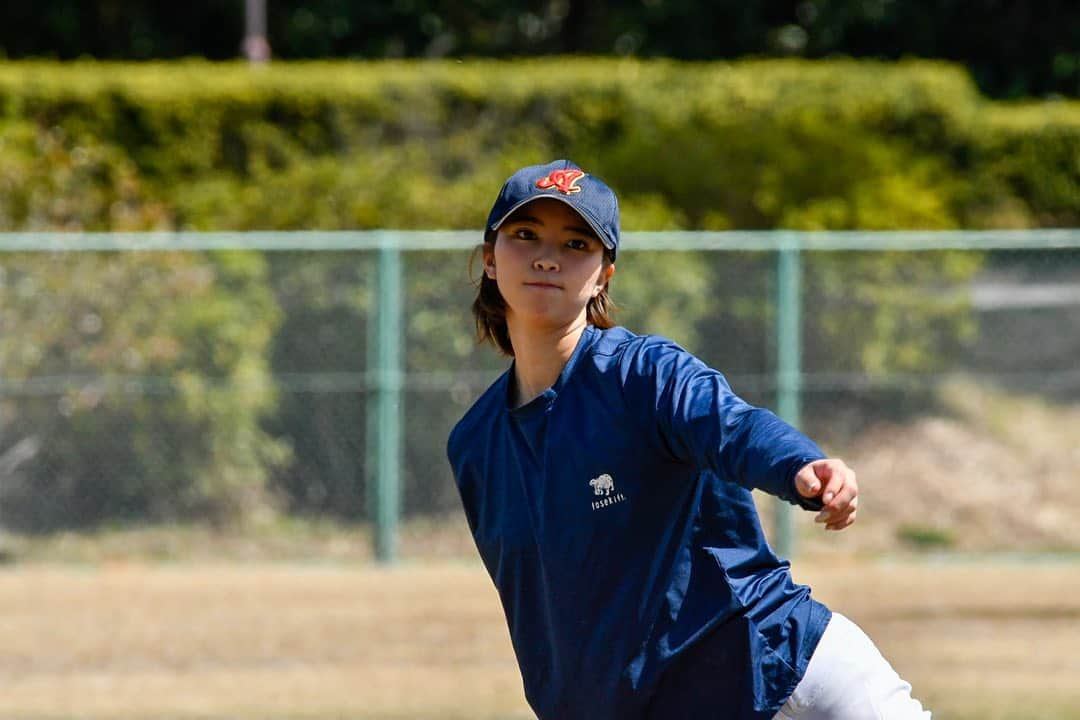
[772,613,931,720]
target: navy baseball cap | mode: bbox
[485,159,620,259]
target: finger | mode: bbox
[826,483,858,513]
[819,471,847,506]
[795,464,824,497]
[815,508,852,525]
[820,500,857,526]
[816,495,858,525]
[826,513,856,531]
[813,460,835,483]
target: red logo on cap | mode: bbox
[536,169,585,195]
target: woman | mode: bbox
[447,159,930,720]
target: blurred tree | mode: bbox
[0,1,1076,98]
[0,120,287,531]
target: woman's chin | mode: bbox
[510,307,587,333]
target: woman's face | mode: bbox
[484,198,613,333]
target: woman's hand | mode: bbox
[795,459,858,531]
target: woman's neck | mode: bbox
[507,317,588,408]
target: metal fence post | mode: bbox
[364,258,378,557]
[373,237,403,564]
[774,235,802,558]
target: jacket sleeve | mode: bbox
[624,337,826,510]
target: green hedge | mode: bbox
[0,59,1077,529]
[1,58,1076,231]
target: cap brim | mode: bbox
[490,196,615,250]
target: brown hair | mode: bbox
[471,231,616,356]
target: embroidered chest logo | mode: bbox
[536,169,586,194]
[589,473,627,511]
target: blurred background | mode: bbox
[0,2,1078,719]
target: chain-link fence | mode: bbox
[1,231,1079,558]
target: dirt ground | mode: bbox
[0,560,1077,720]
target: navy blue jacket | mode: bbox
[447,325,832,719]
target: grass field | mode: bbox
[0,558,1078,719]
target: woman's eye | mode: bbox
[514,228,537,241]
[567,239,589,251]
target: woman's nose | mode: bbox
[533,256,558,272]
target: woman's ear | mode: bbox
[595,263,615,294]
[483,247,497,280]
